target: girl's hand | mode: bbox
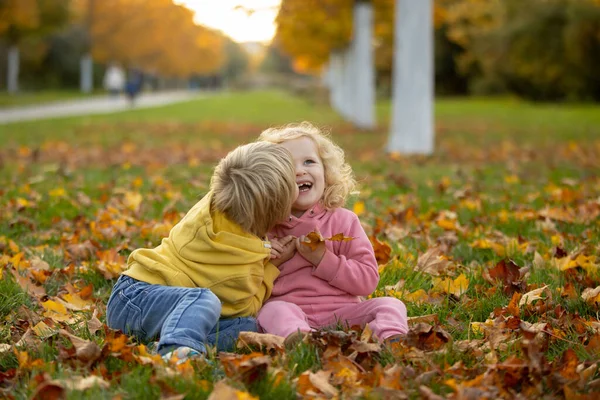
[296,229,326,267]
[270,235,297,267]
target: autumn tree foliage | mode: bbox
[79,0,225,77]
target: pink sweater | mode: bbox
[267,203,379,307]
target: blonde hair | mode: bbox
[210,142,296,237]
[259,122,356,209]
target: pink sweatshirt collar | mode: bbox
[282,202,327,228]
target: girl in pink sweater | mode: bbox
[257,122,408,346]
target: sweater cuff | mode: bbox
[311,250,339,282]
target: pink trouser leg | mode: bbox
[257,301,313,338]
[314,297,408,341]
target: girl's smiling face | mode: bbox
[281,137,325,217]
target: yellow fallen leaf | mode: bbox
[353,201,365,216]
[123,191,142,212]
[60,293,93,311]
[42,299,74,322]
[432,274,469,297]
[49,187,66,197]
[403,289,429,305]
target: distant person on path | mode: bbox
[125,69,144,105]
[103,63,125,97]
[106,142,298,364]
[256,122,409,347]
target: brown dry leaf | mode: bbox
[327,233,355,242]
[219,352,270,386]
[10,268,46,298]
[370,236,392,265]
[416,248,453,276]
[207,380,258,400]
[519,285,549,307]
[76,308,103,335]
[582,287,600,305]
[236,331,284,352]
[296,370,338,399]
[59,329,102,364]
[408,314,439,325]
[65,240,98,261]
[506,292,521,317]
[402,323,452,352]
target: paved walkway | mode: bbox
[0,91,206,125]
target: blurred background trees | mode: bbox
[1,0,599,101]
[274,0,600,102]
[0,0,248,92]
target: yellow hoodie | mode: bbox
[123,192,280,318]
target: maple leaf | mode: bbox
[303,231,355,251]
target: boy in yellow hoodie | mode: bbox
[106,141,298,363]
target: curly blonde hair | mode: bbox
[258,122,356,209]
[210,141,297,237]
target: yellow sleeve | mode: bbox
[261,261,280,302]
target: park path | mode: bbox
[0,90,206,125]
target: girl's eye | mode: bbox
[304,159,315,165]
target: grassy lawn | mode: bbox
[1,90,599,399]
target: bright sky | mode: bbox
[174,0,281,43]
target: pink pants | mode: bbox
[257,297,408,341]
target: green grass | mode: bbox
[1,90,599,398]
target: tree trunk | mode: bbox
[7,46,19,94]
[387,0,434,154]
[80,54,93,93]
[352,0,375,129]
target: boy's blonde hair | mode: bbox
[259,122,356,209]
[210,142,296,237]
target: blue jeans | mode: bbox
[106,275,258,354]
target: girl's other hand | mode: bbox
[296,229,326,266]
[270,235,297,267]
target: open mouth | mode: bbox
[298,182,312,192]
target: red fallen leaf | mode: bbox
[484,259,526,294]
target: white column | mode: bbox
[80,53,93,93]
[328,50,345,114]
[352,0,375,129]
[339,45,355,119]
[7,46,19,94]
[387,0,434,154]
